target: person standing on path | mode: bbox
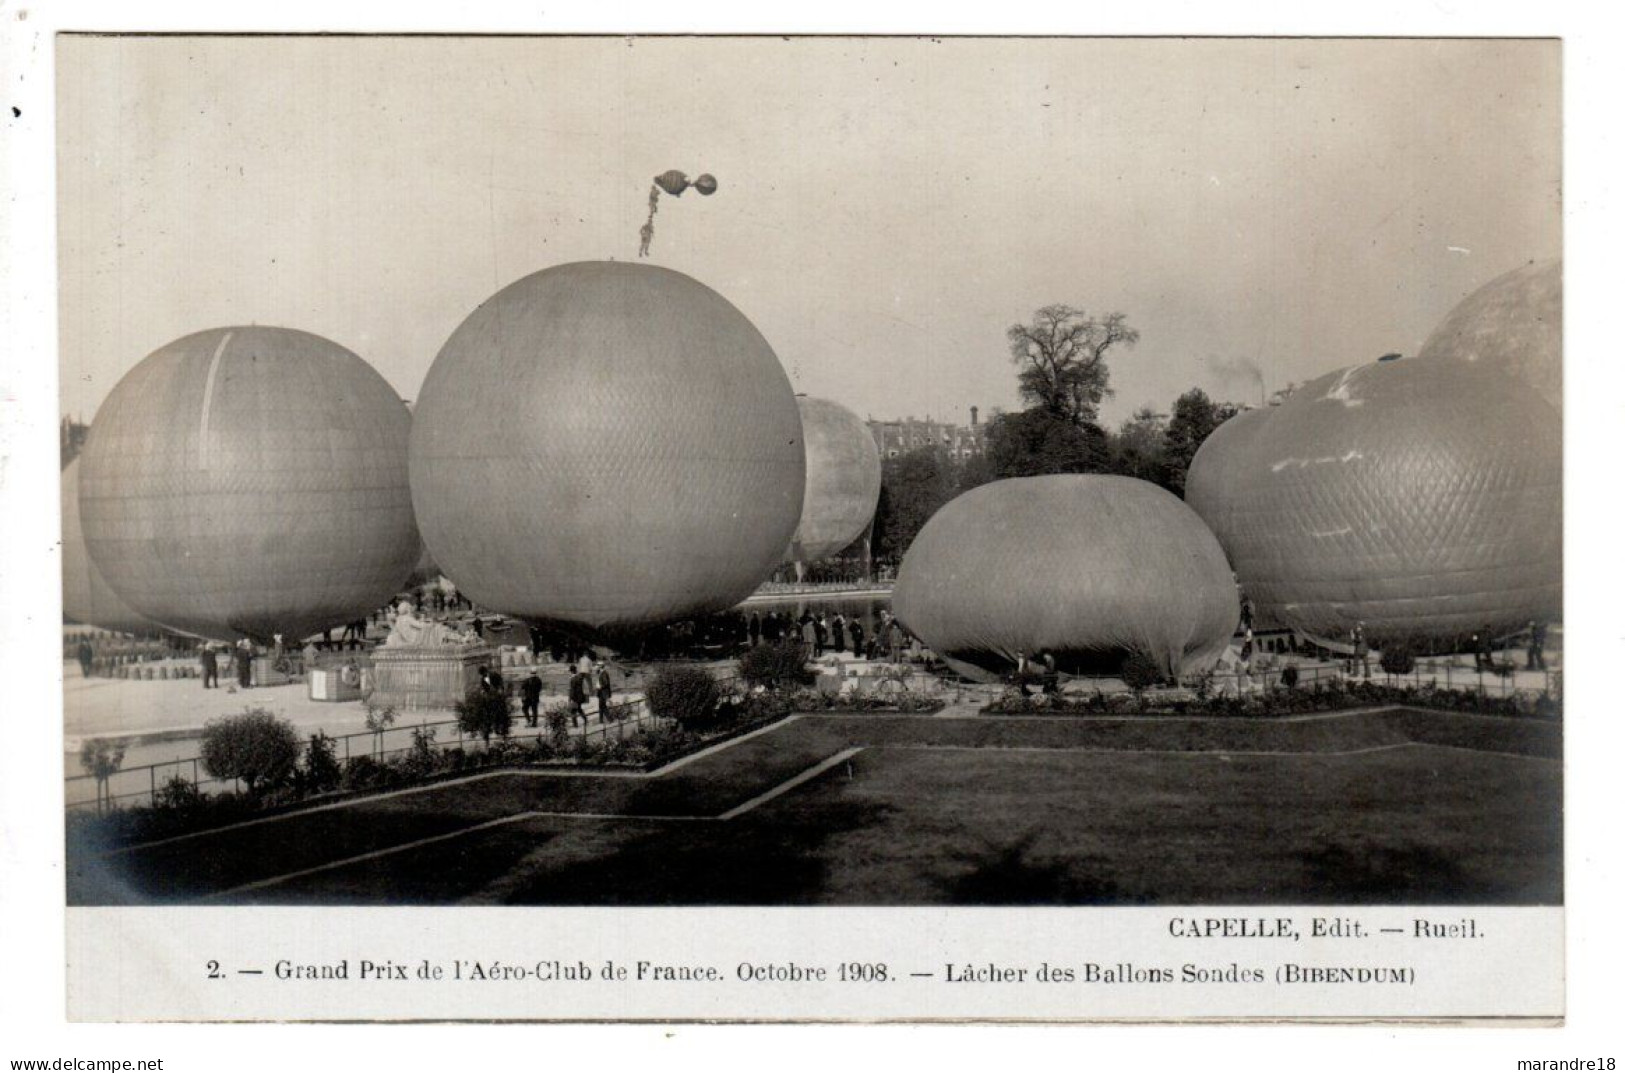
[235,639,253,688]
[596,664,614,722]
[567,669,589,728]
[521,671,543,727]
[200,645,218,689]
[77,639,94,679]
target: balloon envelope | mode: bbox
[409,261,805,635]
[1191,358,1560,645]
[77,327,420,642]
[61,459,154,634]
[893,475,1239,678]
[1417,258,1561,413]
[787,396,882,563]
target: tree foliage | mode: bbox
[1006,305,1139,425]
[983,408,1110,480]
[1109,406,1168,484]
[200,708,300,795]
[1160,388,1241,497]
[872,447,962,561]
[455,688,513,745]
[645,665,723,729]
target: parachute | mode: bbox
[1184,357,1560,646]
[409,261,804,637]
[76,327,420,643]
[893,475,1239,679]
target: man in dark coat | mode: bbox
[77,640,94,679]
[1526,621,1548,671]
[200,645,218,689]
[567,670,589,727]
[480,665,505,696]
[749,612,762,646]
[850,620,865,658]
[236,639,253,688]
[596,664,614,722]
[521,671,543,727]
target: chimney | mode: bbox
[970,406,979,426]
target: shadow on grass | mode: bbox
[937,830,1138,905]
[495,799,901,905]
[1293,842,1559,904]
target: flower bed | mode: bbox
[982,679,1560,720]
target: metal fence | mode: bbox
[66,691,659,814]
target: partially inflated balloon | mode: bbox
[893,475,1238,678]
[77,327,420,642]
[410,262,805,635]
[1192,358,1559,645]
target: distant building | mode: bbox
[60,416,90,469]
[867,406,986,462]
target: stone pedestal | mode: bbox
[368,643,493,711]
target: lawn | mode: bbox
[68,709,1561,906]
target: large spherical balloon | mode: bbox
[410,261,805,634]
[893,475,1239,678]
[787,396,882,563]
[1201,358,1559,645]
[61,459,153,634]
[77,327,420,643]
[1184,406,1279,625]
[1417,258,1561,412]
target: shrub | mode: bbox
[1120,652,1163,691]
[455,687,513,744]
[646,665,723,729]
[738,640,815,691]
[79,738,127,814]
[1379,641,1417,676]
[153,773,201,813]
[200,708,300,796]
[299,732,342,794]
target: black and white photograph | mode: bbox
[5,9,1616,1041]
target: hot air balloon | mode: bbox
[640,170,720,256]
[787,396,883,566]
[1417,258,1561,413]
[61,458,154,634]
[892,475,1239,680]
[1193,357,1560,646]
[76,327,421,643]
[409,261,805,637]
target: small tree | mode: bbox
[455,688,512,745]
[1379,641,1418,677]
[300,731,342,793]
[200,708,300,797]
[645,665,722,730]
[363,700,397,760]
[738,639,816,691]
[79,738,126,814]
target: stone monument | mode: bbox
[366,604,492,711]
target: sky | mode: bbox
[56,35,1561,430]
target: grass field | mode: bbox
[68,709,1561,906]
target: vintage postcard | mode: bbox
[43,31,1567,1026]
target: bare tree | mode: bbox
[1006,306,1139,425]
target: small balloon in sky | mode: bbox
[640,170,720,257]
